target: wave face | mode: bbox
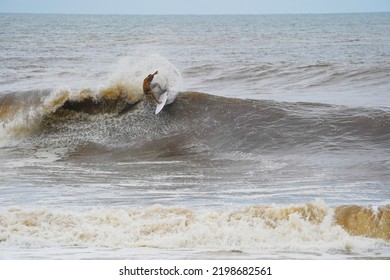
[2,90,390,153]
[0,85,142,138]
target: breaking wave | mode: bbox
[0,202,388,252]
[1,88,389,156]
[0,84,142,138]
[0,53,183,143]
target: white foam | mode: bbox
[108,54,183,104]
[0,203,387,257]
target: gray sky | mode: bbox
[0,0,389,14]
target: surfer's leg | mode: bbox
[149,91,161,104]
[151,83,163,92]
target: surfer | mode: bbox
[143,71,162,104]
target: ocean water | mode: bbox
[0,13,389,259]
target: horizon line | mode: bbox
[0,11,389,16]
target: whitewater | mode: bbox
[0,13,389,259]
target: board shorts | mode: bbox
[144,87,152,95]
[144,83,160,95]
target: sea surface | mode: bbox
[0,13,389,259]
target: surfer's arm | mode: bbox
[149,71,159,81]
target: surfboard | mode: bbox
[155,91,168,114]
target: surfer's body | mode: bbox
[143,71,161,104]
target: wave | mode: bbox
[0,84,143,138]
[1,89,390,155]
[189,61,390,93]
[0,202,388,252]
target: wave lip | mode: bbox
[335,205,390,241]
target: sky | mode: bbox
[0,0,389,15]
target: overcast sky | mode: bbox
[0,0,389,14]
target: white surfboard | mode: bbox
[155,91,168,114]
